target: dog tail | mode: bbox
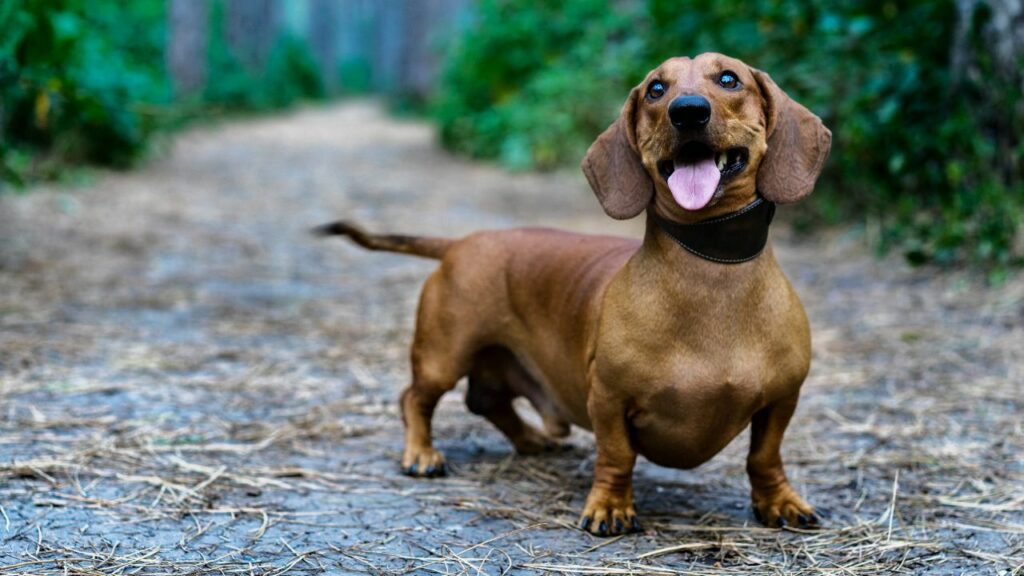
[313,220,453,260]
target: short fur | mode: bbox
[319,53,832,536]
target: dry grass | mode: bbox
[0,101,1021,574]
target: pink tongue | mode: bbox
[667,157,721,211]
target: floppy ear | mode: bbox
[580,86,653,219]
[752,69,832,204]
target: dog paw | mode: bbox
[751,484,818,528]
[401,446,448,478]
[512,427,561,455]
[578,491,642,537]
[541,414,572,439]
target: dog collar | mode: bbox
[650,196,776,264]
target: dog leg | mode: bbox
[400,379,455,478]
[400,276,475,478]
[746,393,818,528]
[466,347,556,455]
[579,386,642,536]
[539,411,572,440]
[495,350,572,441]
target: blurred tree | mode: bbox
[401,0,472,102]
[308,0,339,92]
[334,0,374,93]
[373,0,405,93]
[952,0,1022,188]
[402,0,436,100]
[224,0,277,71]
[167,0,209,97]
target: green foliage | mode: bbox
[204,33,325,110]
[0,0,168,188]
[203,1,324,111]
[0,0,328,191]
[338,57,372,95]
[436,0,1023,269]
[436,0,646,170]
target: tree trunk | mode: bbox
[399,0,433,99]
[372,0,405,94]
[951,0,1023,184]
[225,0,278,71]
[166,0,209,97]
[308,0,339,93]
[393,0,470,99]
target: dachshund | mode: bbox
[317,52,831,536]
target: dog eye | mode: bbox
[718,71,741,90]
[646,81,666,100]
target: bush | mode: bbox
[0,0,327,191]
[435,0,646,170]
[0,0,168,186]
[204,34,325,111]
[203,1,324,112]
[435,0,1023,270]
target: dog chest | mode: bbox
[624,365,767,469]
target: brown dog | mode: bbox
[318,53,831,536]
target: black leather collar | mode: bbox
[650,196,776,264]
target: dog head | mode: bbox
[582,53,832,221]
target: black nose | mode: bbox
[668,95,711,130]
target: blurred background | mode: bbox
[0,0,1021,272]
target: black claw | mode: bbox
[425,465,436,476]
[408,464,418,476]
[776,517,787,528]
[598,521,607,536]
[440,462,449,476]
[808,513,820,525]
[614,519,624,534]
[630,516,643,532]
[797,513,809,526]
[752,506,764,523]
[580,516,592,531]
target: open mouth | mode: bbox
[657,142,749,211]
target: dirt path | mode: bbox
[1,101,1021,575]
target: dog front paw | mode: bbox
[401,445,448,478]
[578,489,642,537]
[751,483,818,528]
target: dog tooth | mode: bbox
[716,153,726,170]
